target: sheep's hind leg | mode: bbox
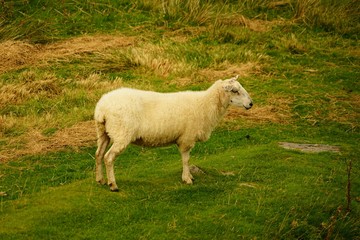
[180,149,194,184]
[104,142,127,192]
[95,133,110,185]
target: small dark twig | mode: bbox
[325,206,342,240]
[325,158,353,239]
[346,159,352,213]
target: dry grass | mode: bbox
[0,35,136,73]
[131,44,267,78]
[225,105,290,125]
[0,41,40,73]
[0,34,289,160]
[124,43,191,77]
[1,31,355,161]
[75,73,124,91]
[0,71,126,161]
[218,15,272,33]
[293,0,359,35]
[0,94,293,161]
[224,94,293,127]
[163,26,207,43]
[281,33,307,54]
[0,86,293,161]
[199,62,261,80]
[315,94,359,130]
[168,62,262,87]
[137,0,217,26]
[0,121,96,162]
[0,71,62,108]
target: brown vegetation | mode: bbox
[0,33,311,161]
[0,121,96,162]
[0,35,136,73]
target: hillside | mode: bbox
[0,1,359,239]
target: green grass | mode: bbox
[0,0,359,239]
[1,134,358,239]
[1,129,359,239]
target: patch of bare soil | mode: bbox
[278,142,340,153]
[0,35,136,73]
[0,121,97,162]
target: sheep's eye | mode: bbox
[231,89,238,93]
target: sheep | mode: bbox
[94,75,253,191]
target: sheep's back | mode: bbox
[95,88,208,146]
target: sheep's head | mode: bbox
[223,75,253,110]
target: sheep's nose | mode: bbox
[249,102,253,107]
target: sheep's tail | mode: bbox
[95,120,106,139]
[94,109,107,139]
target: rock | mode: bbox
[0,192,7,197]
[189,165,205,175]
[278,142,340,153]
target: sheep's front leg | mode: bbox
[180,150,194,184]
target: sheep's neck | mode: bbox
[201,85,230,130]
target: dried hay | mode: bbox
[225,94,293,124]
[0,120,96,162]
[268,0,291,9]
[76,73,124,91]
[40,35,135,60]
[324,94,360,129]
[163,26,208,42]
[0,94,293,161]
[0,35,136,73]
[0,40,40,73]
[126,44,190,77]
[225,105,290,124]
[0,71,61,107]
[199,62,261,79]
[218,14,293,33]
[349,47,360,57]
[171,62,261,87]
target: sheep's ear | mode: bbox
[223,83,234,92]
[228,75,239,83]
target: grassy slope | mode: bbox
[1,0,359,239]
[1,137,358,239]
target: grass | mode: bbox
[1,135,358,239]
[0,0,359,239]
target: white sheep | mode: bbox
[94,75,253,191]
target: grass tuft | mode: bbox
[294,0,360,36]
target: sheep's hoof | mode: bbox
[182,177,193,185]
[109,183,119,192]
[97,179,106,185]
[110,188,119,192]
